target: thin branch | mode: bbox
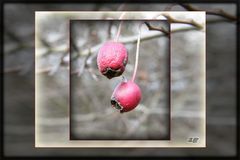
[144,22,170,35]
[70,36,80,53]
[107,3,126,39]
[5,43,33,55]
[82,22,203,63]
[36,66,59,74]
[115,12,126,42]
[162,13,203,29]
[131,23,143,82]
[86,67,99,81]
[71,49,91,76]
[5,29,22,42]
[179,3,237,21]
[39,37,52,48]
[3,26,200,75]
[5,17,234,75]
[3,66,22,74]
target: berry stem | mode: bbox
[115,12,126,42]
[131,23,143,82]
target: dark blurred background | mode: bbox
[3,3,237,157]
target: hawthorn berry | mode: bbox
[111,81,142,113]
[97,41,128,79]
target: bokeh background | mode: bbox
[70,20,170,140]
[3,3,237,157]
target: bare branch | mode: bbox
[179,4,237,21]
[5,29,22,42]
[162,13,203,29]
[6,16,234,75]
[3,25,201,75]
[3,66,22,74]
[144,22,170,35]
[71,49,91,76]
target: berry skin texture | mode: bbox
[97,41,128,79]
[111,81,142,113]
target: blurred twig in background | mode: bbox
[161,13,203,29]
[179,4,237,21]
[4,4,236,75]
[144,22,170,35]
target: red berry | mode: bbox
[97,41,128,79]
[111,81,142,113]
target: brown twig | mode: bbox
[162,13,203,29]
[144,22,170,35]
[4,26,200,75]
[5,42,33,55]
[36,67,55,74]
[3,66,22,74]
[6,14,235,76]
[179,4,237,21]
[5,29,22,42]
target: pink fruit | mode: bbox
[111,81,142,113]
[97,41,128,79]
